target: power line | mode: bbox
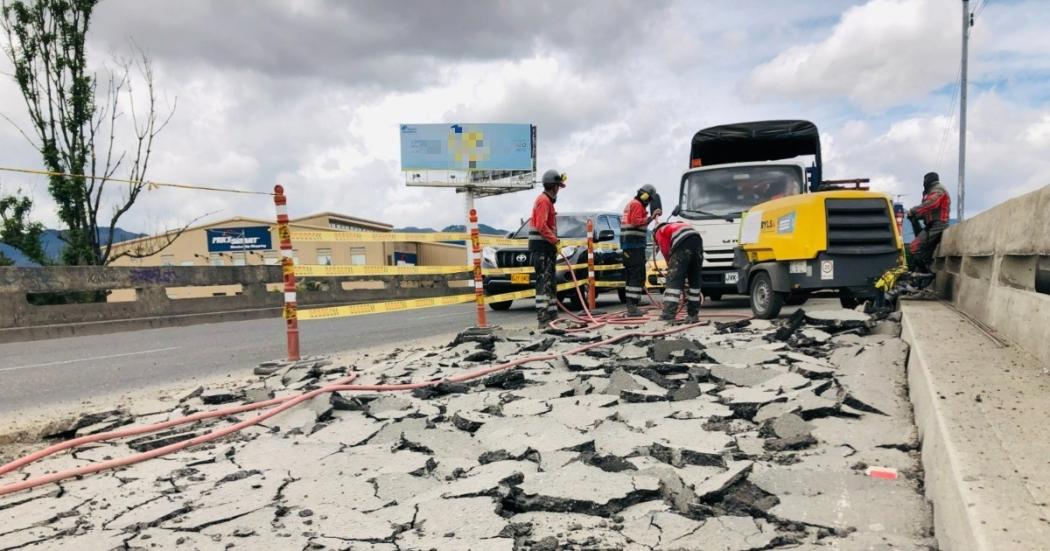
[936,68,962,170]
[975,0,991,18]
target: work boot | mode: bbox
[684,314,699,324]
[659,304,677,322]
[626,304,643,318]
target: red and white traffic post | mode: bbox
[273,184,301,361]
[469,209,487,328]
[586,218,597,310]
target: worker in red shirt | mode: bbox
[653,221,703,323]
[907,171,951,273]
[620,184,661,317]
[530,169,566,327]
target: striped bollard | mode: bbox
[469,209,487,328]
[274,184,300,361]
[586,218,596,310]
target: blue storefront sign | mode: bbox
[399,123,535,171]
[206,226,273,252]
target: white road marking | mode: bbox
[0,346,181,373]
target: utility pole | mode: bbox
[958,0,971,221]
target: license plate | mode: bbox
[724,272,739,284]
[511,273,530,285]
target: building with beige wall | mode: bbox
[109,211,467,269]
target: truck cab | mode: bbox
[676,120,822,300]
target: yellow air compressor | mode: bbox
[733,188,904,319]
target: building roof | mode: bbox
[109,211,392,250]
[293,212,392,231]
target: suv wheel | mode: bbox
[488,300,513,311]
[749,272,785,319]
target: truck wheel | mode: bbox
[488,300,513,311]
[750,272,785,319]
[567,286,589,311]
[839,294,863,310]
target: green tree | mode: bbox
[2,0,176,265]
[0,188,46,263]
[0,251,13,266]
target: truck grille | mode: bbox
[496,250,532,267]
[825,198,898,255]
[704,248,735,267]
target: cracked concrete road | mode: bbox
[0,295,677,415]
[0,304,935,550]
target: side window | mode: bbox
[597,216,613,231]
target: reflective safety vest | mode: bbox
[655,222,701,259]
[621,198,648,249]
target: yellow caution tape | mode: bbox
[557,280,585,291]
[294,264,470,277]
[298,293,476,320]
[290,231,469,243]
[592,264,624,271]
[475,236,620,249]
[481,263,594,276]
[294,262,610,278]
[484,288,536,304]
[477,236,522,247]
[594,280,626,288]
[483,279,585,304]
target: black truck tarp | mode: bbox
[690,120,821,169]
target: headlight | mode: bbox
[482,247,497,267]
[560,246,577,258]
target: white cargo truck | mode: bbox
[676,120,823,300]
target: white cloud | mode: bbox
[1,0,1047,243]
[746,0,962,110]
[825,91,1050,217]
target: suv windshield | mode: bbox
[512,215,593,239]
[680,165,802,219]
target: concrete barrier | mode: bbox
[0,266,469,343]
[902,183,1050,549]
[934,183,1050,366]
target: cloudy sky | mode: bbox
[1,0,1048,235]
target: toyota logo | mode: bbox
[515,253,528,263]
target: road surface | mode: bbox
[0,297,753,414]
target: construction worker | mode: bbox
[530,169,566,327]
[907,171,951,273]
[621,184,661,317]
[653,221,704,323]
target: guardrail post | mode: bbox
[469,209,487,328]
[274,184,301,361]
[586,218,596,310]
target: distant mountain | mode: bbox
[40,227,146,262]
[395,224,509,236]
[0,243,41,267]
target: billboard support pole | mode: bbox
[464,187,476,266]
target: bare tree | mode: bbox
[2,0,182,265]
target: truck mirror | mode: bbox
[597,229,616,242]
[671,205,681,217]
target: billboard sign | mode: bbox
[206,226,273,252]
[400,123,534,171]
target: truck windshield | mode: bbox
[680,166,802,219]
[511,215,592,239]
